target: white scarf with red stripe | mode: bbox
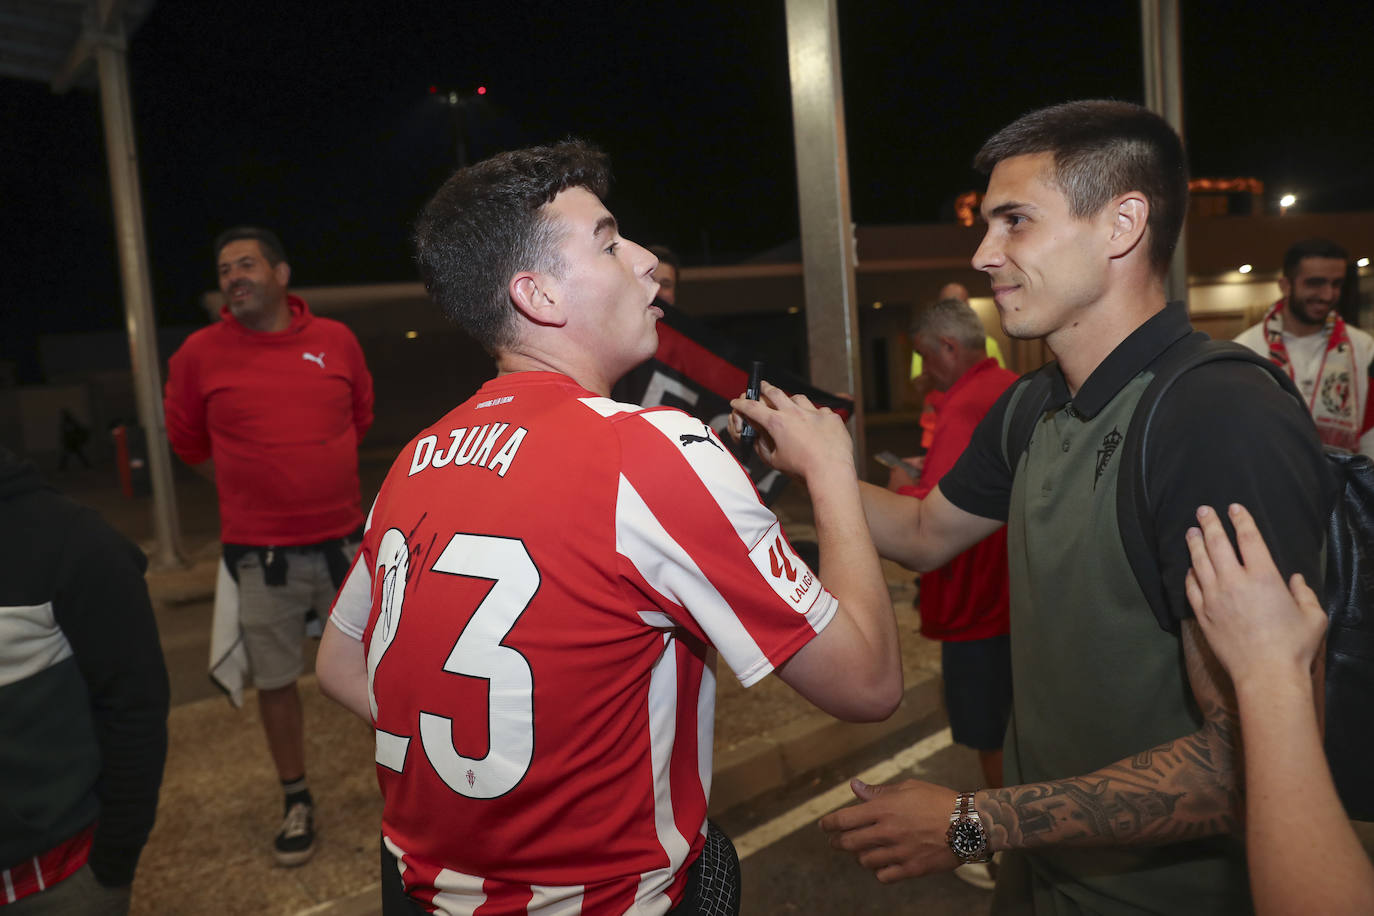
[1262,299,1362,451]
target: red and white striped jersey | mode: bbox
[330,371,834,915]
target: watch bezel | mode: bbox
[946,792,991,864]
[947,820,989,859]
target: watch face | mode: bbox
[950,821,986,858]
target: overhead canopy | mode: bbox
[0,0,155,92]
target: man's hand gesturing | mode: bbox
[819,777,965,883]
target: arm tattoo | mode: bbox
[981,623,1243,851]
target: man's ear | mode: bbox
[510,272,566,327]
[275,261,291,288]
[1277,274,1293,300]
[1105,192,1149,260]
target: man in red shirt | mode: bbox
[164,227,373,866]
[889,300,1017,811]
[315,141,901,915]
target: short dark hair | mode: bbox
[1283,238,1348,279]
[647,245,680,275]
[214,226,287,265]
[974,100,1188,275]
[413,140,612,354]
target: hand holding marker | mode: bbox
[738,361,763,454]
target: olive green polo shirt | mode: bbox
[941,302,1331,915]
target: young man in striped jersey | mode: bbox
[315,141,902,915]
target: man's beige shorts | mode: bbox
[234,541,358,690]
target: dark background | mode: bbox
[3,0,1372,381]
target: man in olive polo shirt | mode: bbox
[734,100,1333,913]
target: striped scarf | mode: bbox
[1262,299,1361,452]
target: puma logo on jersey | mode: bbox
[302,352,326,369]
[679,429,723,452]
[749,523,819,614]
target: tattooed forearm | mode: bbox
[993,776,1182,841]
[979,622,1244,851]
[980,732,1232,849]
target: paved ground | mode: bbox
[45,455,1374,914]
[52,455,956,914]
[718,721,997,915]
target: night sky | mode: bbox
[3,0,1372,380]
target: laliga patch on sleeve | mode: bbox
[748,521,822,615]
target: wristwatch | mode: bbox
[946,792,991,864]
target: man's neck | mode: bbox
[949,349,992,388]
[238,297,292,333]
[1048,283,1167,395]
[495,347,612,396]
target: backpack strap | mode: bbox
[1116,334,1300,628]
[1326,450,1374,634]
[1001,365,1057,473]
[1323,448,1374,820]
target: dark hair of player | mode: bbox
[974,100,1188,276]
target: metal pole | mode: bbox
[784,0,865,463]
[1141,0,1188,305]
[95,27,185,568]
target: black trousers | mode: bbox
[380,822,741,915]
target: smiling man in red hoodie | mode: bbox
[163,226,373,866]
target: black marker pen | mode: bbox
[739,360,763,449]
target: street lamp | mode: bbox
[1279,193,1297,215]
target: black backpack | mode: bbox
[1006,331,1374,820]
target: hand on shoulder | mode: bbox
[1183,503,1326,689]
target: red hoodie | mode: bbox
[899,358,1015,641]
[164,295,373,545]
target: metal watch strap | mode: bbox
[951,791,971,822]
[949,791,976,827]
[947,791,991,864]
